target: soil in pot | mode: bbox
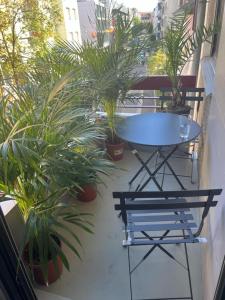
[106,137,125,161]
[165,104,191,115]
[77,184,97,202]
[23,236,63,285]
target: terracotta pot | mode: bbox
[23,238,63,285]
[31,255,63,285]
[106,141,125,161]
[77,184,97,202]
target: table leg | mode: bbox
[130,147,163,192]
[128,147,158,186]
[159,149,186,190]
[137,146,178,192]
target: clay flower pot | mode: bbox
[106,141,125,161]
[30,255,63,285]
[23,237,63,285]
[77,184,97,202]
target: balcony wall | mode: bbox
[198,3,225,300]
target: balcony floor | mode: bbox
[38,149,203,300]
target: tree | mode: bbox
[0,0,61,85]
[148,48,167,75]
[132,16,141,26]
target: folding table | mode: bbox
[116,112,201,191]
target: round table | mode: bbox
[116,112,201,191]
[116,112,201,147]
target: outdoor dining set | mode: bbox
[113,110,222,300]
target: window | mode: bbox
[74,32,79,41]
[179,0,184,7]
[72,8,77,20]
[69,32,74,41]
[66,7,71,20]
[211,0,225,56]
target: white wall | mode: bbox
[77,0,97,43]
[200,3,225,299]
[61,0,82,43]
[162,0,179,34]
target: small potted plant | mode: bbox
[76,172,98,202]
[74,148,114,201]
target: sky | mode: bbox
[117,0,158,12]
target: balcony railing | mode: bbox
[119,75,197,111]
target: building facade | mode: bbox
[77,0,110,44]
[153,0,194,38]
[195,0,225,298]
[137,12,152,24]
[57,0,82,43]
[152,0,163,39]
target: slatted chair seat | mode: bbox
[114,189,222,300]
[114,189,222,247]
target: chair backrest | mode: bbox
[159,87,205,103]
[114,189,222,238]
[159,87,205,113]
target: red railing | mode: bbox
[130,75,196,90]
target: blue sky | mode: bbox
[117,0,158,12]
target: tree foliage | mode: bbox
[0,0,61,84]
[148,48,167,75]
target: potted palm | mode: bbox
[13,180,93,285]
[55,11,146,160]
[0,70,110,284]
[162,10,218,114]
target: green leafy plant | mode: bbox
[162,10,218,108]
[148,48,167,75]
[0,70,112,282]
[0,0,61,86]
[73,147,114,188]
[54,9,149,144]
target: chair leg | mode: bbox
[183,230,194,300]
[191,151,198,184]
[127,246,133,300]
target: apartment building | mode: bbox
[57,0,82,43]
[77,0,109,44]
[160,0,180,36]
[136,12,153,24]
[153,0,194,38]
[152,0,163,39]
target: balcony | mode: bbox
[37,150,201,300]
[28,75,206,299]
[1,2,225,300]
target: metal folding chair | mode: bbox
[114,189,222,300]
[159,87,205,184]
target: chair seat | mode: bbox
[128,222,198,232]
[127,213,194,222]
[125,237,201,246]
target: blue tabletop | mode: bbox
[116,112,201,147]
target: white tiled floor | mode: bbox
[39,149,203,300]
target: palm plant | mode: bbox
[54,10,147,144]
[162,10,218,108]
[14,178,93,283]
[0,71,112,282]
